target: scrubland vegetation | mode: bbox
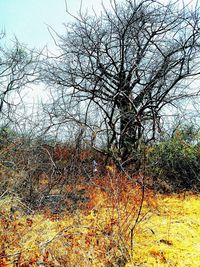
[0,128,200,266]
[1,0,200,265]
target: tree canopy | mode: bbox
[43,0,200,164]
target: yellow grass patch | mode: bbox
[0,190,200,266]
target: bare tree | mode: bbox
[43,0,200,165]
[0,35,40,124]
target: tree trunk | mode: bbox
[117,94,142,163]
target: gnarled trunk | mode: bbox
[117,94,143,163]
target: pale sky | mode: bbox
[0,0,113,106]
[0,0,112,49]
[0,0,197,108]
[0,0,196,49]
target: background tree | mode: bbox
[43,0,200,165]
[0,34,40,126]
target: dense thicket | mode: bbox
[147,127,200,191]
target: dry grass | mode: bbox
[0,177,200,267]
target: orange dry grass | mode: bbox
[0,175,199,267]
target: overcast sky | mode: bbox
[0,0,197,106]
[0,0,112,49]
[0,0,113,105]
[0,0,196,49]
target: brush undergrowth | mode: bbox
[0,130,200,266]
[0,173,200,267]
